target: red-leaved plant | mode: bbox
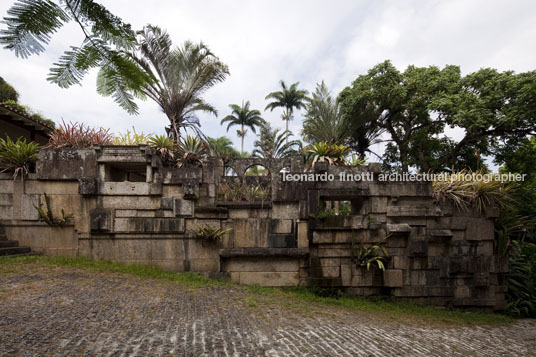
[47,120,113,148]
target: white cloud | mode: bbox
[1,0,535,159]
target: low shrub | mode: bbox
[113,127,153,145]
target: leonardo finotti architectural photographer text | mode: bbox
[282,171,527,183]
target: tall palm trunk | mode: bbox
[241,123,244,153]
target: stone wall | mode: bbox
[0,146,507,310]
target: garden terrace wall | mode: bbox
[0,146,507,310]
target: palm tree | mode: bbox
[302,81,347,144]
[220,101,264,153]
[207,136,240,158]
[253,122,302,158]
[265,81,309,137]
[97,25,229,141]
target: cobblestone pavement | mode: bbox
[1,264,535,357]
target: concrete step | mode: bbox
[0,240,19,248]
[0,246,31,256]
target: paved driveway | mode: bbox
[0,264,534,356]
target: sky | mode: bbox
[1,0,535,162]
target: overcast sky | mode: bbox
[1,0,535,158]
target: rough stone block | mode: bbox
[386,223,411,234]
[408,240,427,256]
[383,269,403,287]
[341,264,351,285]
[297,220,309,248]
[223,258,299,272]
[270,219,294,234]
[454,286,471,299]
[174,198,194,217]
[268,234,297,248]
[182,182,199,199]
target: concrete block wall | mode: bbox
[0,146,507,310]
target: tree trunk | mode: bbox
[241,123,244,153]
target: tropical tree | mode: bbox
[98,25,229,141]
[302,81,346,144]
[0,0,150,113]
[253,122,301,159]
[220,101,264,153]
[339,60,461,172]
[208,136,240,158]
[265,80,309,137]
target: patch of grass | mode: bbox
[0,256,230,289]
[246,285,514,327]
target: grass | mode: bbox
[0,256,515,327]
[0,255,230,288]
[245,285,514,327]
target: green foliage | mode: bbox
[302,81,347,144]
[265,80,309,133]
[0,76,19,102]
[351,234,390,271]
[253,122,301,159]
[2,100,55,128]
[113,126,152,145]
[33,193,73,226]
[506,240,536,317]
[217,182,271,202]
[220,101,264,153]
[304,141,350,168]
[339,60,461,172]
[207,136,239,159]
[98,25,229,137]
[175,135,209,168]
[191,226,232,243]
[0,135,39,179]
[432,170,515,212]
[1,0,151,114]
[148,134,176,165]
[47,120,112,148]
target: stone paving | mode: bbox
[0,264,535,356]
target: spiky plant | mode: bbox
[47,120,113,148]
[148,135,176,165]
[432,170,515,212]
[351,235,391,271]
[175,135,208,167]
[192,226,232,243]
[0,136,39,179]
[304,142,350,168]
[113,127,152,145]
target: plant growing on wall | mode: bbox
[304,141,350,168]
[432,169,515,212]
[113,127,153,145]
[176,136,209,168]
[192,226,232,243]
[33,193,73,227]
[351,234,390,271]
[217,182,271,202]
[148,135,176,166]
[47,120,113,148]
[0,136,39,179]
